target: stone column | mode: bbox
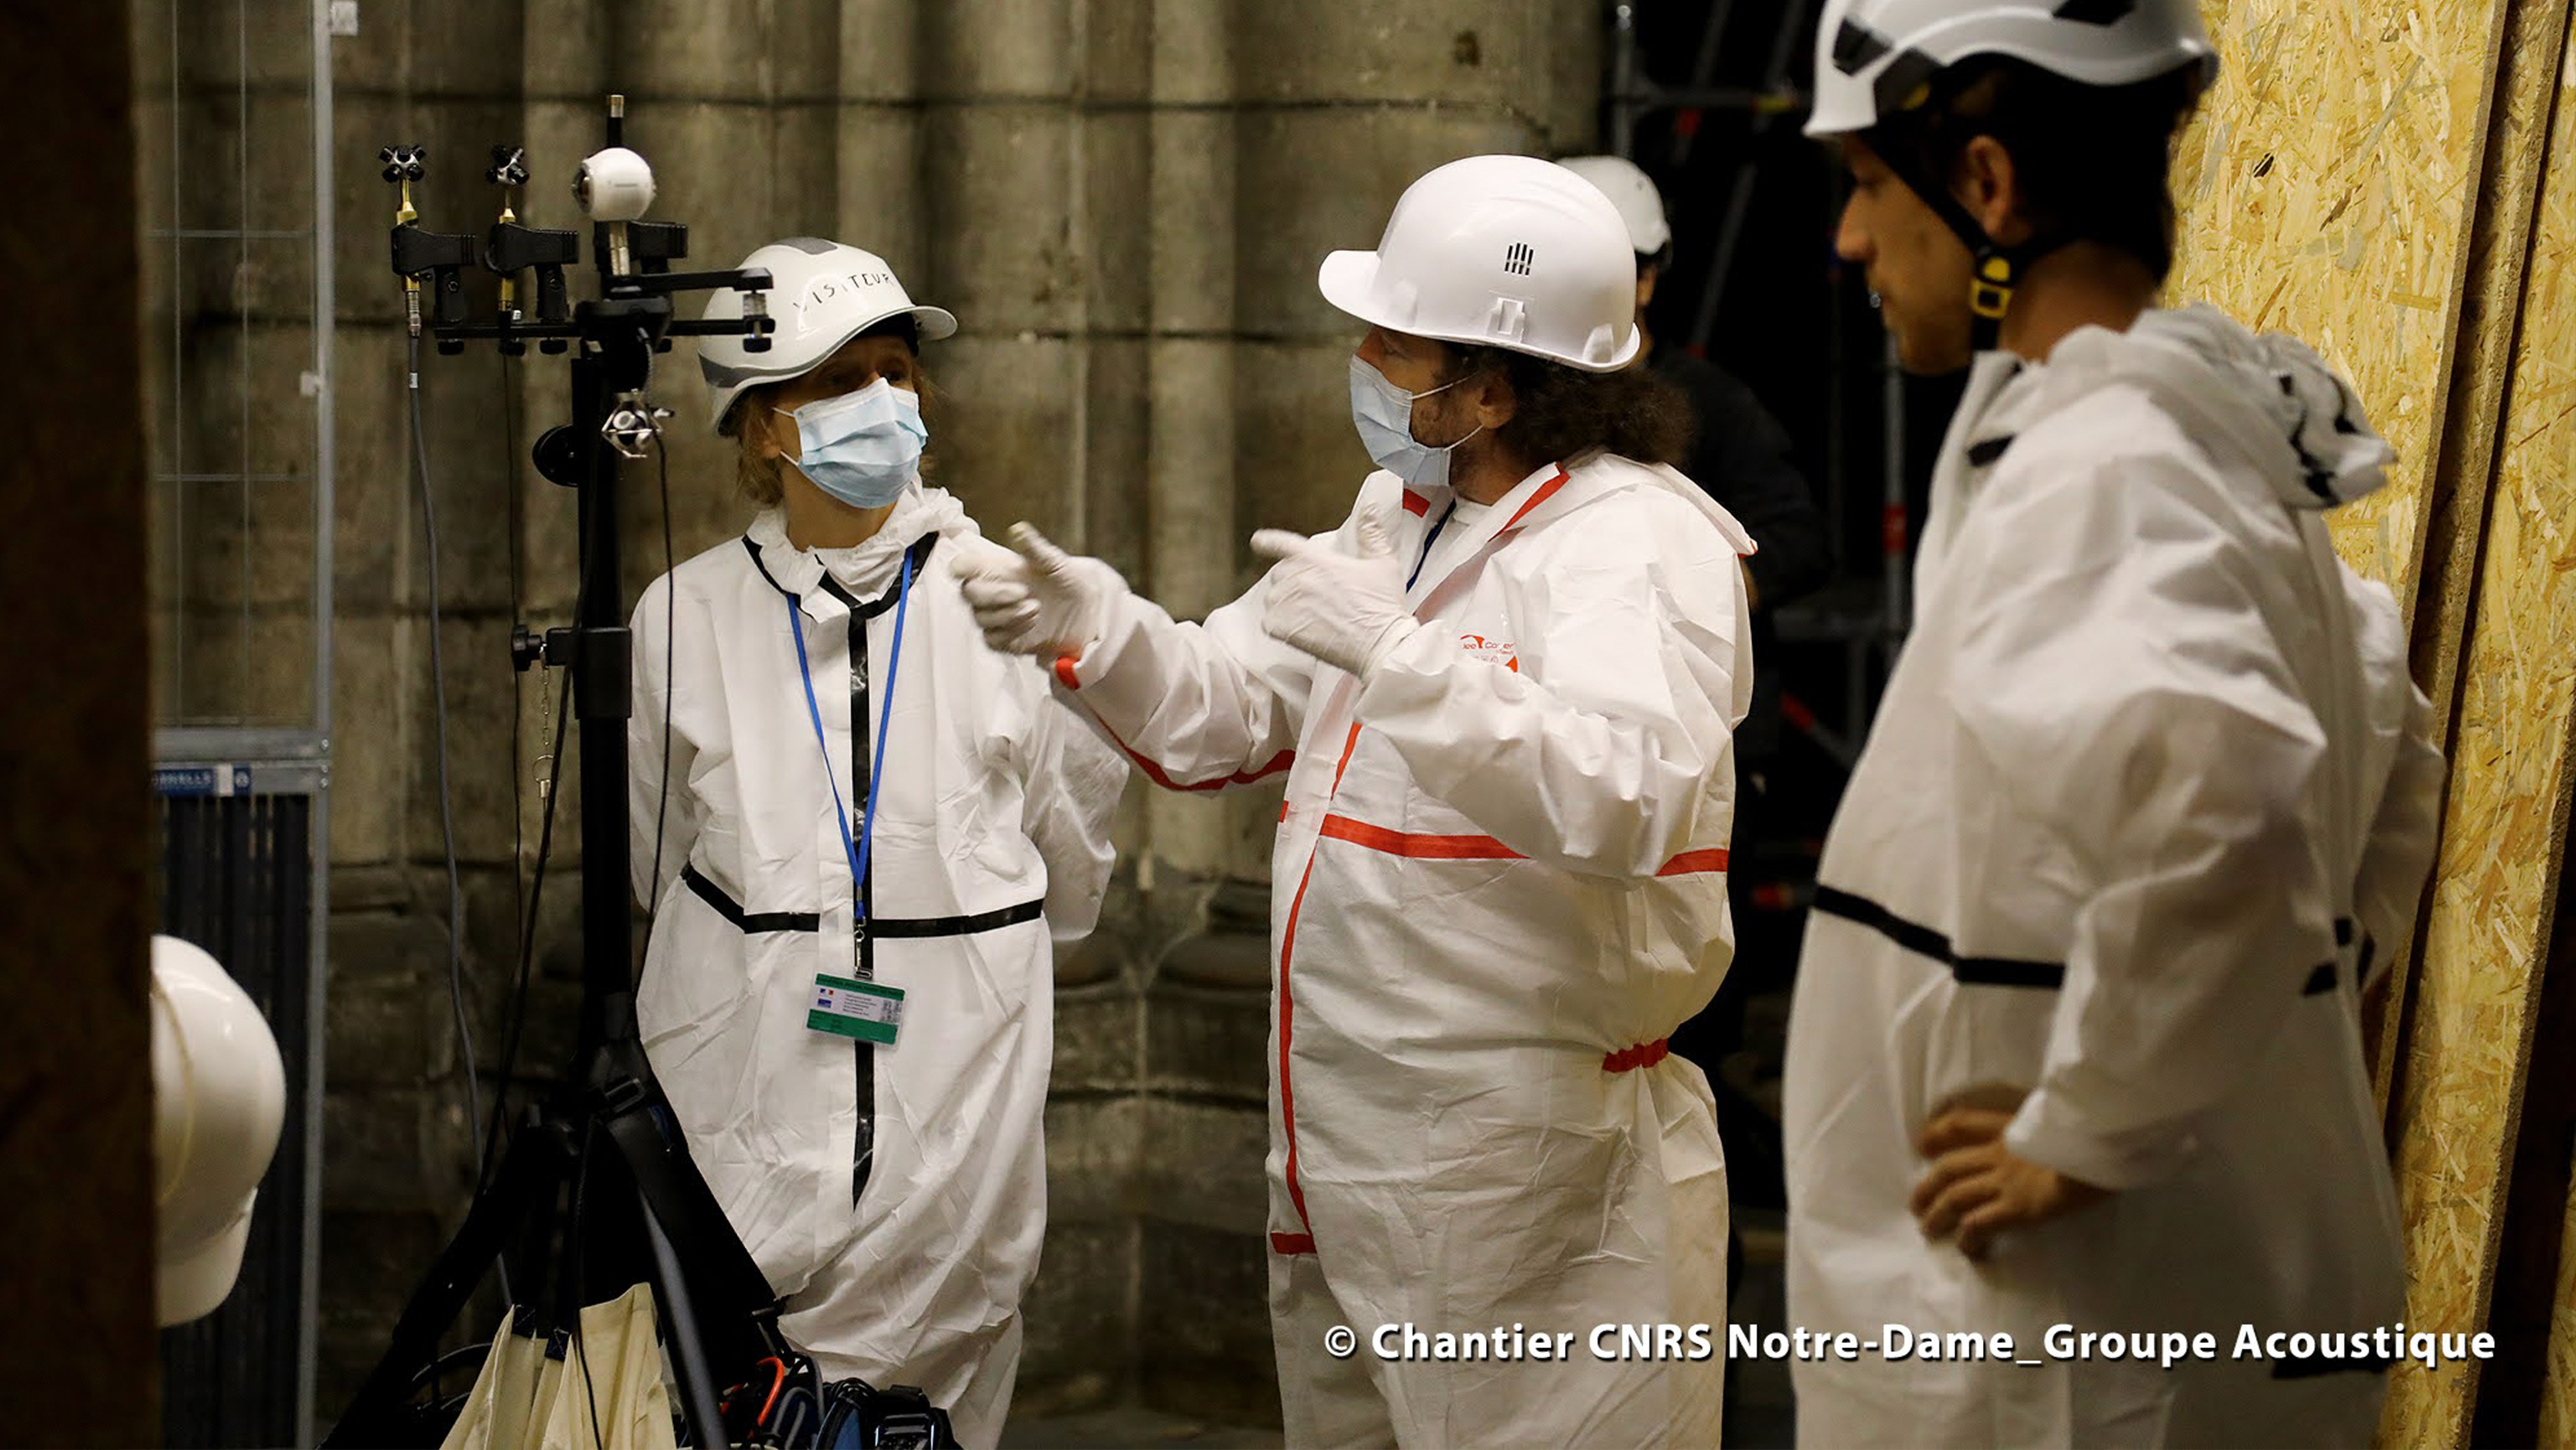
[1142,0,1239,881]
[902,0,1162,1413]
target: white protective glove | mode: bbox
[951,522,1126,659]
[1247,505,1419,678]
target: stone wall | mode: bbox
[146,0,1598,1426]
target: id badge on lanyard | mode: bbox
[788,551,915,1046]
[809,974,902,1044]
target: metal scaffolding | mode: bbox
[1604,0,1911,765]
[142,3,336,1442]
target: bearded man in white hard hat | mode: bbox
[956,155,1753,1447]
[1782,1,2447,1444]
[629,238,1127,1444]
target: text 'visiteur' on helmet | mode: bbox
[1318,154,1643,373]
[699,238,960,431]
[1805,0,2217,138]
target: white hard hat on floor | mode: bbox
[1806,0,2216,137]
[151,934,287,1328]
[1318,154,1642,372]
[1555,155,1671,259]
[698,238,959,431]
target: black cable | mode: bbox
[403,1340,495,1394]
[481,347,530,1201]
[477,368,606,1200]
[647,435,677,914]
[475,618,573,1200]
[408,330,502,1309]
[504,348,527,1062]
[567,1120,608,1450]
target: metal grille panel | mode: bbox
[157,785,316,1449]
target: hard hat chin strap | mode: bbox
[1953,221,2038,356]
[1876,131,2062,354]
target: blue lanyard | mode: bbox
[1405,500,1457,592]
[787,551,914,925]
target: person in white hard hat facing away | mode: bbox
[1557,151,1828,1221]
[1783,2,2446,1445]
[629,237,1127,1445]
[955,155,1753,1447]
[1554,154,1830,632]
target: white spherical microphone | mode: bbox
[573,146,655,222]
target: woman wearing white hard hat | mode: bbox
[958,156,1754,1447]
[630,237,1126,1444]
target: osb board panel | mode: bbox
[2168,0,2512,612]
[2374,0,2576,1112]
[2543,1185,2576,1446]
[2379,48,2576,1448]
[2405,0,2576,748]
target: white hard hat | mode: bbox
[699,238,960,431]
[1555,155,1671,259]
[1318,155,1642,373]
[1806,0,2217,137]
[151,934,287,1327]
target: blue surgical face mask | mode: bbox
[779,377,927,509]
[1348,355,1483,487]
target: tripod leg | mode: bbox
[323,1122,564,1445]
[640,1199,730,1449]
[600,1095,777,1333]
[597,1087,784,1439]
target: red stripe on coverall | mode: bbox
[1053,654,1295,792]
[1405,467,1573,628]
[1604,1038,1671,1072]
[1271,472,1642,1253]
[1305,821,1711,1113]
[1314,820,1711,1077]
[1317,815,1522,859]
[1271,723,1367,1254]
[1316,815,1729,878]
[1656,847,1731,875]
[1501,468,1570,531]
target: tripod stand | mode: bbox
[328,102,781,1450]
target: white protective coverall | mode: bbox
[1783,305,2447,1448]
[629,484,1126,1446]
[1052,449,1752,1447]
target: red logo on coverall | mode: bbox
[1461,634,1519,671]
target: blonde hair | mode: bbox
[723,390,790,506]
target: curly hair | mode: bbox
[1442,344,1695,469]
